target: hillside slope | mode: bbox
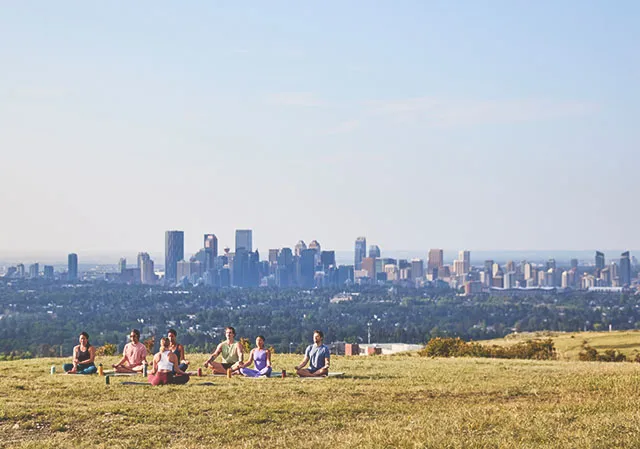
[2,353,640,448]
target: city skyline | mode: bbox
[1,2,639,254]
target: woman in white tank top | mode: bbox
[148,337,190,385]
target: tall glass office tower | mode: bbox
[165,230,184,283]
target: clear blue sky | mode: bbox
[1,1,638,260]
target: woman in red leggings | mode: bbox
[148,337,189,385]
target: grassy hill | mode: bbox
[476,330,640,361]
[2,352,640,448]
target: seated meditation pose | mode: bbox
[295,330,330,377]
[147,337,190,386]
[167,328,189,372]
[239,335,272,378]
[204,326,243,374]
[113,329,148,373]
[63,331,97,374]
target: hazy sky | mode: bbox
[1,1,638,260]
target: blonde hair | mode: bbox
[160,337,170,349]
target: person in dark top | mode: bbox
[167,328,189,372]
[63,332,97,374]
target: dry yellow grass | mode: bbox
[477,330,640,361]
[2,352,640,448]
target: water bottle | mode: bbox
[197,368,202,377]
[50,365,56,375]
[226,368,232,378]
[281,369,286,378]
[142,362,148,377]
[98,364,104,376]
[105,375,110,385]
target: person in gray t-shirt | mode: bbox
[295,330,330,377]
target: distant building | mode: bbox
[177,260,203,283]
[68,253,78,281]
[118,258,127,273]
[620,251,631,286]
[276,248,294,287]
[204,234,218,273]
[235,229,252,252]
[138,252,155,285]
[595,251,605,272]
[337,265,354,285]
[43,265,54,279]
[458,250,470,273]
[294,240,307,257]
[354,237,367,270]
[410,259,424,280]
[299,249,316,288]
[369,245,381,258]
[428,249,444,272]
[320,250,336,270]
[361,257,376,280]
[165,230,185,283]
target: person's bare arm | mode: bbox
[204,343,223,366]
[266,349,272,368]
[239,349,255,369]
[236,343,244,363]
[170,353,186,375]
[85,346,96,365]
[295,355,309,371]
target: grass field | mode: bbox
[2,351,640,448]
[477,330,640,361]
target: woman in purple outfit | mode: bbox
[239,335,272,378]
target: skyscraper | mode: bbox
[165,230,185,283]
[68,253,78,281]
[458,250,470,273]
[204,234,218,273]
[354,237,367,270]
[369,245,381,258]
[294,240,307,257]
[410,259,424,280]
[427,249,444,272]
[620,251,631,286]
[138,252,155,285]
[235,229,252,252]
[595,251,605,272]
[28,263,39,278]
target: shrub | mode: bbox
[420,338,556,360]
[239,338,252,355]
[95,343,117,356]
[143,336,155,354]
[579,344,626,362]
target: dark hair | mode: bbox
[80,331,90,341]
[131,329,140,338]
[225,327,236,336]
[168,328,177,337]
[256,335,265,341]
[313,330,324,339]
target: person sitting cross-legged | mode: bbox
[63,331,97,374]
[295,330,330,378]
[239,335,272,378]
[203,326,243,374]
[147,337,190,386]
[113,329,148,373]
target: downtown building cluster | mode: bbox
[1,232,636,294]
[161,230,347,288]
